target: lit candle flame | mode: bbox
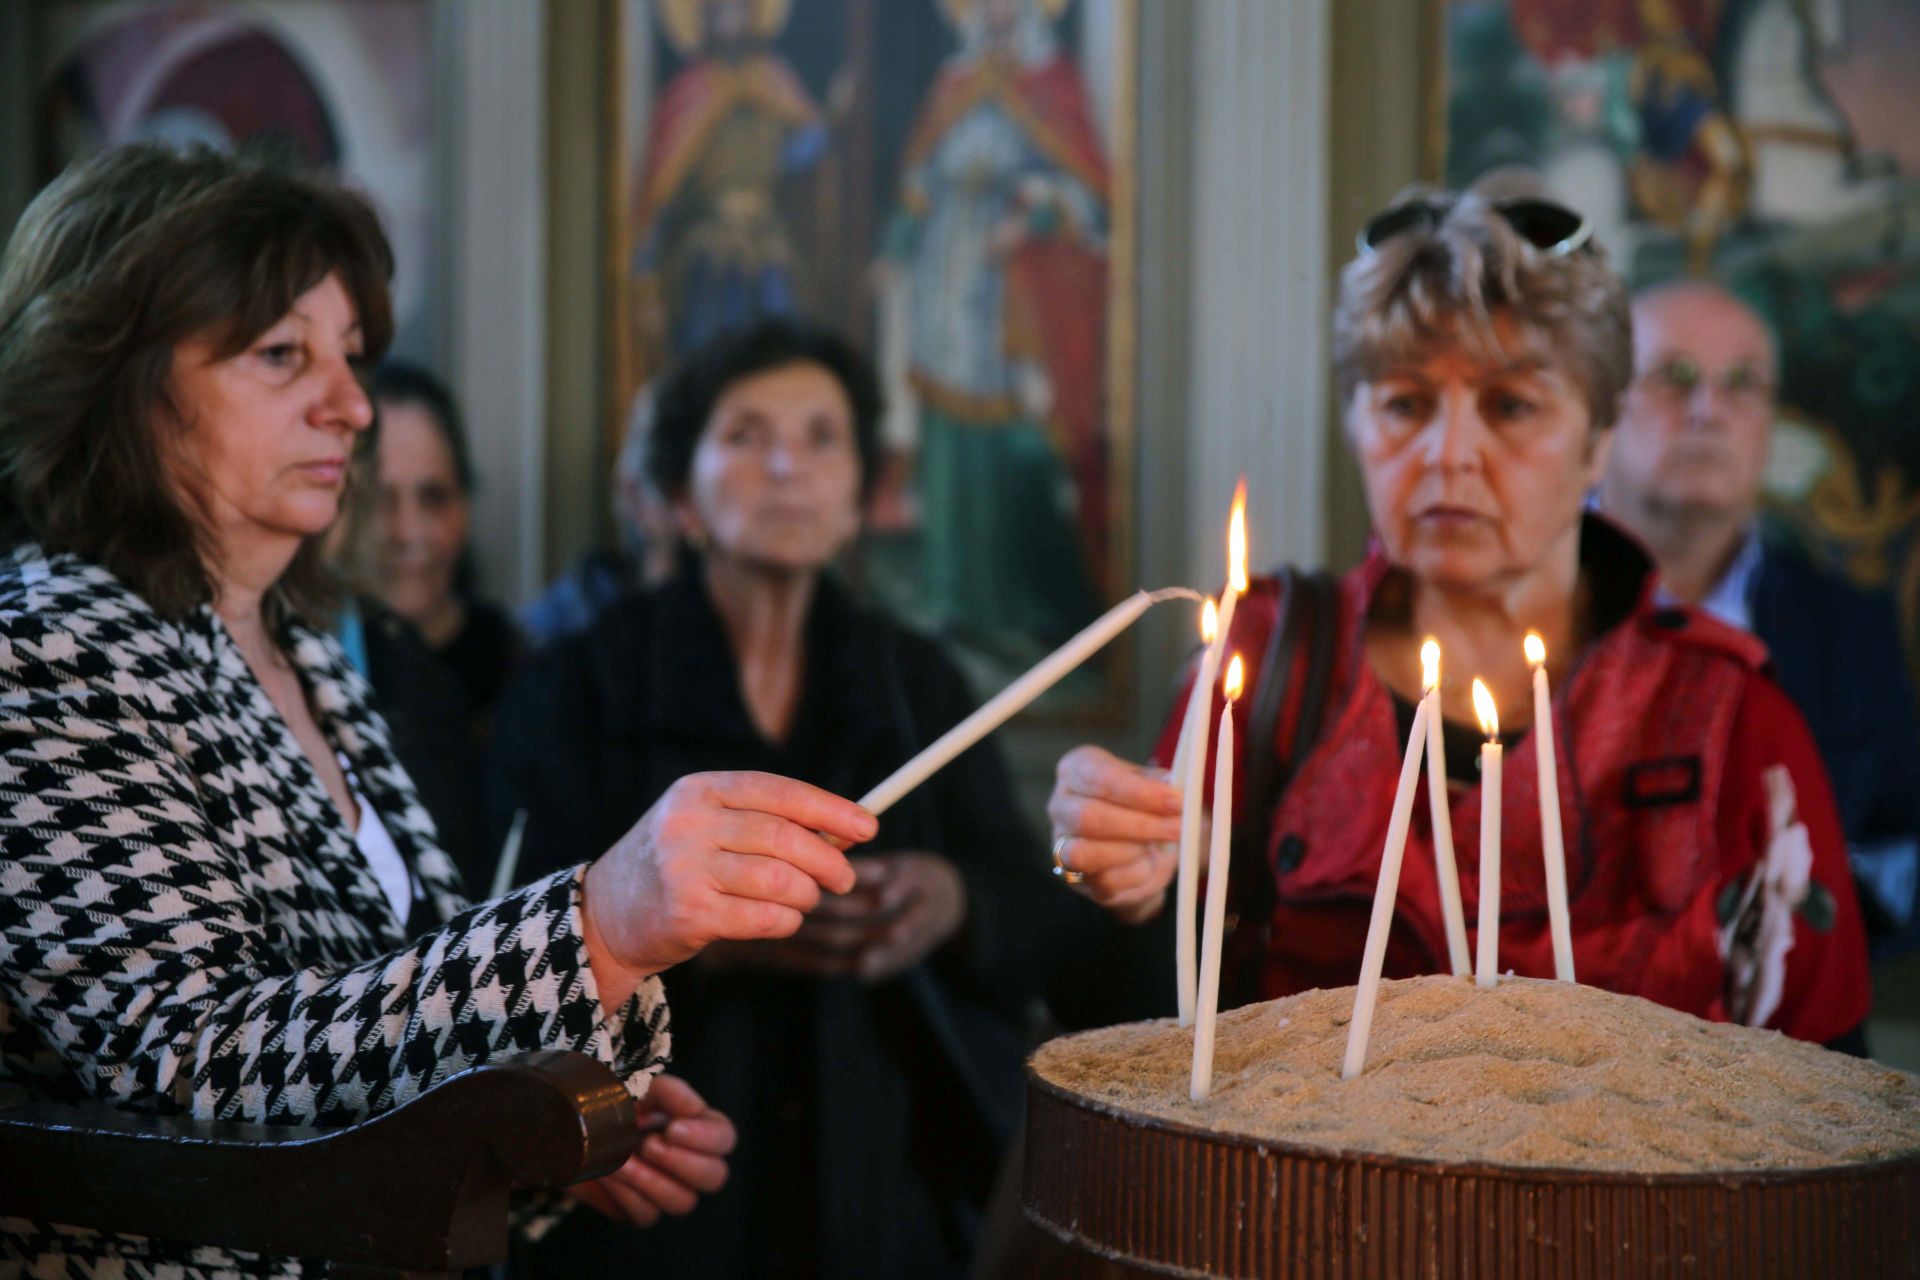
[1523,631,1546,668]
[1228,479,1249,594]
[1471,678,1499,742]
[1200,597,1219,644]
[1224,653,1245,703]
[1420,637,1440,694]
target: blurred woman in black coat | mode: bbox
[493,318,1069,1278]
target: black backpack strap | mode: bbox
[1232,567,1304,860]
[1285,571,1338,789]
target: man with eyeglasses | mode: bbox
[1602,280,1920,963]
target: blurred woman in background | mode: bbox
[369,362,522,739]
[495,316,1073,1279]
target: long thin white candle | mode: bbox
[1174,483,1248,1024]
[1420,641,1470,977]
[1342,695,1431,1080]
[1190,660,1240,1101]
[1528,634,1575,982]
[1176,590,1235,1026]
[860,587,1200,815]
[1424,698,1470,975]
[1473,678,1503,988]
[1475,741,1503,987]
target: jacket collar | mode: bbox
[1356,512,1655,642]
[274,612,469,933]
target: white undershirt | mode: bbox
[339,753,414,925]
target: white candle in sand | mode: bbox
[1173,484,1249,1024]
[1173,597,1219,1026]
[1473,678,1503,989]
[860,586,1201,815]
[1341,669,1432,1081]
[1190,654,1243,1101]
[1526,632,1575,982]
[1420,638,1471,976]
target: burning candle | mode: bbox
[1421,639,1471,976]
[860,585,1201,815]
[1342,665,1433,1081]
[1172,484,1248,1024]
[1173,596,1219,1026]
[1190,654,1243,1101]
[1473,679,1502,989]
[1526,632,1575,982]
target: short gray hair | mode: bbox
[1332,187,1633,431]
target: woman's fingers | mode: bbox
[1067,843,1176,908]
[1057,746,1184,816]
[710,808,856,896]
[576,1169,660,1227]
[664,1114,737,1157]
[617,1153,702,1216]
[641,1133,730,1193]
[709,849,822,913]
[852,897,934,983]
[790,912,886,953]
[641,1073,709,1120]
[1052,836,1152,875]
[1087,855,1174,898]
[1049,792,1183,844]
[713,896,806,941]
[706,771,877,853]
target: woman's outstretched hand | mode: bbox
[572,1074,735,1227]
[1048,745,1185,924]
[580,771,877,1008]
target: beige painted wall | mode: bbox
[544,0,611,581]
[1324,0,1441,570]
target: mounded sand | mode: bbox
[1030,975,1920,1174]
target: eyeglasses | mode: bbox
[1637,356,1775,408]
[1357,195,1595,258]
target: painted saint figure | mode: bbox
[880,0,1109,659]
[631,0,841,367]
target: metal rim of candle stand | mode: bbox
[1021,1068,1920,1280]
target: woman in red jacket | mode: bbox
[1048,189,1870,1048]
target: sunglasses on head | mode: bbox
[1357,195,1595,258]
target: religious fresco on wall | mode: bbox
[612,0,1135,713]
[1446,0,1920,671]
[32,1,439,363]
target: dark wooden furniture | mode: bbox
[0,1050,636,1279]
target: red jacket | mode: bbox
[1154,518,1870,1044]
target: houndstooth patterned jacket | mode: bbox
[0,547,671,1278]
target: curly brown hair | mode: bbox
[1332,187,1632,434]
[0,144,394,620]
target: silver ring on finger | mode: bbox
[1051,834,1086,886]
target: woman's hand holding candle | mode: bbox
[1048,746,1184,922]
[1473,679,1504,989]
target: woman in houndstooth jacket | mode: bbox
[0,145,879,1277]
